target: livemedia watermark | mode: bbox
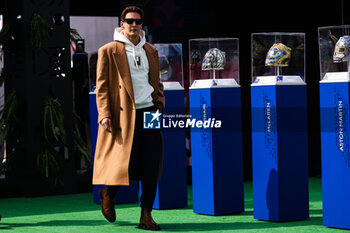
[143,109,222,130]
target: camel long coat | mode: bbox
[92,41,165,186]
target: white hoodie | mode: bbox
[114,28,154,109]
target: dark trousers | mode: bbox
[107,105,162,210]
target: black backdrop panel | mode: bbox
[3,0,76,197]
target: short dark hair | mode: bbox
[121,6,144,20]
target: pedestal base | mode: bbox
[251,84,309,221]
[320,82,350,230]
[152,89,188,209]
[190,87,244,215]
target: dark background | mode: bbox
[0,0,349,181]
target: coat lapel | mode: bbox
[113,42,135,105]
[144,44,158,90]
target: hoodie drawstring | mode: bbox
[132,47,148,72]
[132,47,139,69]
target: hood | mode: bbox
[113,27,146,48]
[113,27,147,70]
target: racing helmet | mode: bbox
[202,48,226,70]
[265,43,291,66]
[333,35,350,63]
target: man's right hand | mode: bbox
[101,118,112,132]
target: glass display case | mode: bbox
[152,43,187,209]
[251,33,308,222]
[154,43,184,90]
[189,38,239,88]
[318,25,350,230]
[188,37,244,215]
[251,32,305,85]
[318,25,350,82]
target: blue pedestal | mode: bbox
[189,87,244,215]
[89,92,139,204]
[151,89,188,209]
[320,82,350,230]
[251,85,309,222]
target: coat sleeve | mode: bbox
[154,48,165,110]
[96,46,112,124]
[156,81,165,110]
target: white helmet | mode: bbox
[202,48,226,70]
[333,36,350,63]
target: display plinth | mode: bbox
[189,85,244,216]
[251,83,309,222]
[89,92,139,204]
[320,81,350,230]
[152,87,188,209]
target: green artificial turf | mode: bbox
[0,178,347,232]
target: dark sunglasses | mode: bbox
[123,18,143,25]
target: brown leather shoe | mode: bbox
[99,187,116,222]
[139,207,161,231]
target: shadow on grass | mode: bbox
[0,193,139,218]
[0,219,138,230]
[160,216,324,232]
[0,220,107,230]
[0,215,325,232]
